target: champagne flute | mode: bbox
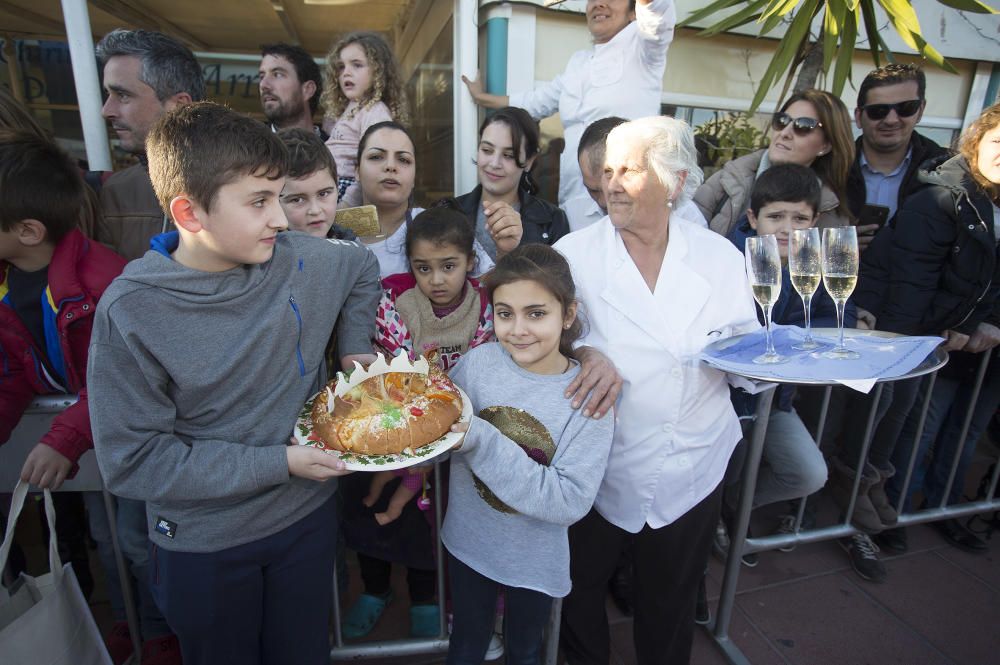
[789,228,822,350]
[745,235,787,364]
[821,226,860,359]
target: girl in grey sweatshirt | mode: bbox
[443,245,614,665]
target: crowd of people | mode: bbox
[2,1,1000,664]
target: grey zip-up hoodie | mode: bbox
[88,231,380,552]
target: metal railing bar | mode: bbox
[845,383,884,525]
[791,386,834,533]
[896,373,937,515]
[714,385,777,642]
[940,353,991,509]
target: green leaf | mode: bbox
[698,4,765,36]
[759,8,789,34]
[822,0,848,74]
[859,0,883,67]
[761,0,803,22]
[877,0,960,74]
[877,0,921,40]
[908,32,960,73]
[750,0,820,111]
[935,0,997,13]
[832,10,858,97]
[677,0,748,27]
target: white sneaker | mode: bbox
[484,632,504,660]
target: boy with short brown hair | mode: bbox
[89,102,381,664]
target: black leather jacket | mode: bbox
[452,185,570,251]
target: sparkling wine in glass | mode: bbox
[789,228,822,351]
[821,226,860,359]
[745,235,787,364]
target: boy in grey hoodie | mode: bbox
[87,102,381,665]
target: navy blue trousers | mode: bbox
[446,550,553,665]
[149,494,337,665]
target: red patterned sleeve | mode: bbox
[375,288,415,359]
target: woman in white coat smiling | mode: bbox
[555,116,760,665]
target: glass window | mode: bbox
[407,18,454,206]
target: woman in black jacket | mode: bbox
[831,103,1000,572]
[450,106,569,259]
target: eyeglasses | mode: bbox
[861,100,922,120]
[771,112,823,136]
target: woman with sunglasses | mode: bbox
[694,89,856,238]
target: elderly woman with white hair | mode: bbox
[555,115,759,665]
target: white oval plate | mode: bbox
[292,385,471,471]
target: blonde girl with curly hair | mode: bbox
[323,31,410,207]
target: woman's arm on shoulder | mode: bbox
[565,347,623,419]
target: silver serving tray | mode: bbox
[701,327,948,386]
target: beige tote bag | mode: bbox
[0,481,112,665]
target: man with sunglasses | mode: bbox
[846,64,949,248]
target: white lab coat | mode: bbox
[555,213,760,532]
[510,0,675,209]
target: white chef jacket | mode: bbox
[554,212,760,532]
[510,0,675,210]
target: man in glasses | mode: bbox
[846,64,949,247]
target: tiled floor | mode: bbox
[304,511,999,665]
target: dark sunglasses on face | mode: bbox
[861,99,922,120]
[771,112,823,136]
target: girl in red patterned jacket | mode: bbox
[375,206,493,371]
[341,206,493,640]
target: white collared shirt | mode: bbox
[555,212,759,532]
[510,0,675,208]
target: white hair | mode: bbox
[605,115,703,204]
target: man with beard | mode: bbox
[259,43,326,139]
[96,29,204,261]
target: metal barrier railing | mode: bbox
[4,398,561,664]
[709,350,1000,665]
[24,350,991,665]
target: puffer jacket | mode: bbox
[856,154,1000,336]
[0,230,127,471]
[96,161,171,262]
[693,149,851,238]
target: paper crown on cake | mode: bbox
[332,352,430,399]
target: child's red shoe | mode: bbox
[141,634,182,665]
[105,621,133,665]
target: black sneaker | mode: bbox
[932,518,988,554]
[775,514,798,552]
[875,526,908,554]
[740,550,759,567]
[840,533,887,583]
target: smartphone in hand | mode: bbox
[858,204,890,234]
